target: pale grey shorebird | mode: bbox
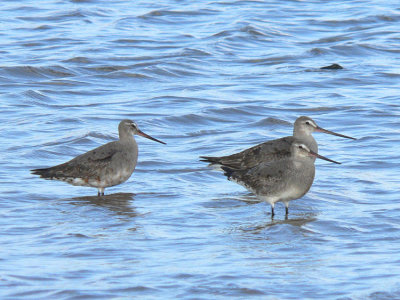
[31,119,165,196]
[221,142,341,217]
[200,116,355,170]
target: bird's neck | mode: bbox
[293,131,318,153]
[291,156,315,171]
[293,127,309,138]
[119,132,136,145]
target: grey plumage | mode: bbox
[202,136,294,170]
[31,119,165,196]
[221,142,341,217]
[200,116,355,170]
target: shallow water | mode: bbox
[1,0,400,299]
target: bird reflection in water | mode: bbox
[239,214,317,235]
[64,192,137,218]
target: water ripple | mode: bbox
[1,0,400,299]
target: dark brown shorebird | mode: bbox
[31,119,165,196]
[200,116,355,170]
[221,142,341,218]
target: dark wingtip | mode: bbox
[31,169,41,175]
[199,156,215,163]
[31,168,50,177]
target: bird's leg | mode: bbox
[282,202,290,220]
[271,205,275,218]
[98,188,105,197]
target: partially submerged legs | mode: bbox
[269,201,290,219]
[97,187,105,196]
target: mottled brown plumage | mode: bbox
[202,136,293,170]
[32,120,165,196]
[200,116,355,170]
[222,142,341,217]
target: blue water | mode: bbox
[1,0,400,299]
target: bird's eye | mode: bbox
[299,145,303,149]
[305,121,310,125]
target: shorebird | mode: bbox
[31,119,165,196]
[221,142,341,217]
[200,116,355,170]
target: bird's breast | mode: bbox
[260,184,305,205]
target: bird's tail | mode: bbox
[31,167,53,178]
[200,156,226,171]
[199,156,220,164]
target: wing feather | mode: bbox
[201,136,294,169]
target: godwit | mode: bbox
[221,142,341,217]
[200,116,354,170]
[31,119,165,196]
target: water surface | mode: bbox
[1,0,400,299]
